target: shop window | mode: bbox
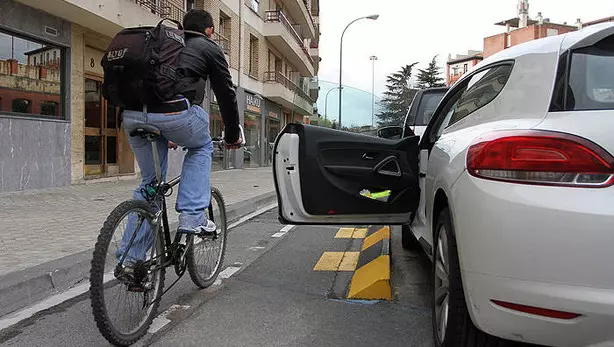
[0,30,65,119]
[12,99,32,113]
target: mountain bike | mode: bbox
[89,124,244,346]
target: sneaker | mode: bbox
[178,219,217,236]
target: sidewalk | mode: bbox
[0,167,275,315]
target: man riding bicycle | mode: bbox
[117,9,242,275]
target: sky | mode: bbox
[318,0,614,100]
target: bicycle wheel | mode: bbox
[90,200,165,346]
[187,187,227,288]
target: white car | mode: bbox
[272,22,614,347]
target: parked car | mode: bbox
[272,22,614,347]
[377,87,449,140]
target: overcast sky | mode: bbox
[318,0,614,97]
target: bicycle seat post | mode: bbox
[150,135,162,185]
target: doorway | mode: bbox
[84,75,134,177]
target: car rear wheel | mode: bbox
[433,207,505,347]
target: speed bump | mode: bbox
[347,225,392,300]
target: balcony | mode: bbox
[264,10,315,77]
[263,71,313,115]
[136,0,185,23]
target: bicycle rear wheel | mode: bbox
[90,200,165,346]
[187,187,227,288]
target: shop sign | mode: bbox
[268,111,279,119]
[245,93,262,113]
[84,46,104,75]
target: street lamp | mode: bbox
[324,86,340,122]
[338,14,379,129]
[369,55,377,127]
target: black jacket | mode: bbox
[175,31,240,143]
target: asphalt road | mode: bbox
[0,209,436,347]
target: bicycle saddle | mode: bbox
[129,124,161,138]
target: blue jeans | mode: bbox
[116,99,214,264]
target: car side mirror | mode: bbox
[376,126,404,140]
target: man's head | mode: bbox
[183,9,215,38]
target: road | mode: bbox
[0,209,536,347]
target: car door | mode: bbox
[273,124,420,225]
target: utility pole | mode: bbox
[369,55,377,127]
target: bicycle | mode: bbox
[89,124,244,346]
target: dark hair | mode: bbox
[183,9,214,33]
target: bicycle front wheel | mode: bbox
[187,187,228,288]
[90,200,165,346]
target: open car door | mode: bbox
[273,124,421,225]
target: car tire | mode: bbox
[401,224,421,250]
[433,207,504,347]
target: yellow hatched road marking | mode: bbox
[314,251,360,271]
[335,228,368,239]
[362,226,390,250]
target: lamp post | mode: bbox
[369,55,377,127]
[324,87,340,123]
[339,14,379,129]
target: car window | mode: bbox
[414,91,447,126]
[567,34,614,110]
[447,64,513,126]
[427,85,468,143]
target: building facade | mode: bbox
[483,0,579,58]
[0,0,320,193]
[445,50,483,86]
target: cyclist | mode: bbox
[117,9,242,278]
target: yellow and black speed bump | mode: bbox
[347,225,391,300]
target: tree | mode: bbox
[416,55,446,89]
[376,63,419,127]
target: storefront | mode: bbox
[264,99,282,166]
[208,102,225,171]
[243,91,263,168]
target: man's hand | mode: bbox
[225,137,243,150]
[168,140,178,150]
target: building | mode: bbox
[582,16,614,28]
[0,0,320,193]
[445,50,483,86]
[483,0,579,58]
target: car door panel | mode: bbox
[273,124,420,225]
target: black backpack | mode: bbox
[101,19,186,108]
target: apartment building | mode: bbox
[445,50,483,86]
[483,0,579,58]
[0,0,320,193]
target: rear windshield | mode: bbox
[411,91,446,126]
[568,35,614,110]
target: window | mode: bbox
[506,34,511,48]
[413,91,448,126]
[0,30,65,119]
[463,63,468,73]
[447,64,513,126]
[566,35,614,110]
[547,28,559,37]
[53,51,57,62]
[248,35,258,77]
[185,0,195,10]
[12,99,32,113]
[247,0,259,12]
[40,101,59,116]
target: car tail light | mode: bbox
[491,300,580,320]
[466,130,614,187]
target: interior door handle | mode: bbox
[362,152,376,160]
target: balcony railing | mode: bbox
[136,0,185,23]
[265,10,314,65]
[213,32,230,54]
[264,71,313,102]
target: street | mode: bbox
[0,209,434,347]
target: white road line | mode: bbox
[248,246,266,251]
[228,203,277,230]
[271,232,286,238]
[0,273,114,331]
[147,304,190,333]
[218,266,241,279]
[280,224,295,233]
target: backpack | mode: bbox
[101,19,186,108]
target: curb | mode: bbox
[0,191,277,318]
[347,225,392,301]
